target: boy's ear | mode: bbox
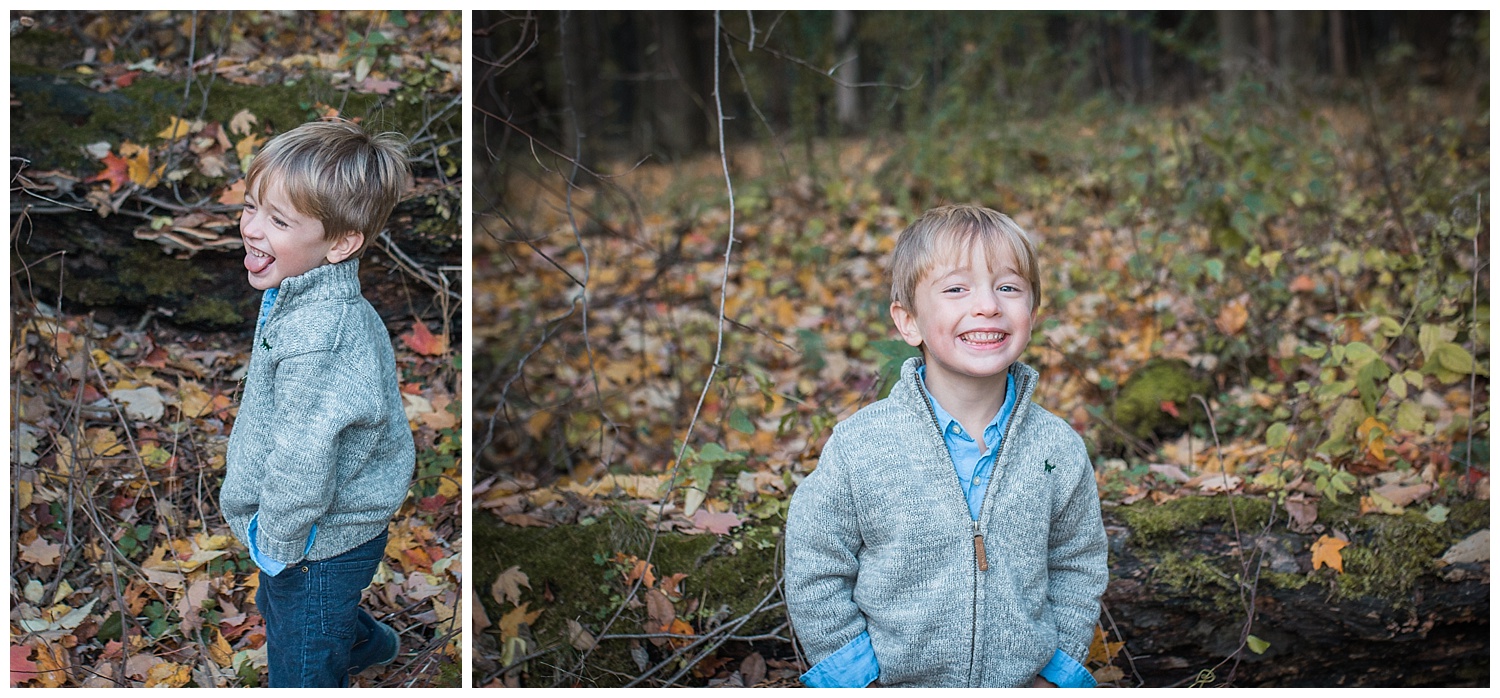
[325,231,365,264]
[889,302,924,348]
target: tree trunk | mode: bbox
[1216,11,1252,86]
[650,11,708,158]
[832,10,861,130]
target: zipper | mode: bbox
[912,364,1035,686]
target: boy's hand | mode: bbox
[1031,676,1057,688]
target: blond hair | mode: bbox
[244,118,410,255]
[890,204,1041,314]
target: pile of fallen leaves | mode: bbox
[9,299,461,687]
[12,10,461,252]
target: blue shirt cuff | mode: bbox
[801,631,880,688]
[247,513,316,576]
[1039,648,1096,688]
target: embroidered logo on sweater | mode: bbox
[1044,459,1055,473]
[261,337,271,350]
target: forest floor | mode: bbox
[9,11,463,688]
[474,80,1488,686]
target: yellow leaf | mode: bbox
[236,133,265,161]
[437,477,460,499]
[1086,625,1124,665]
[498,602,543,641]
[1311,535,1349,573]
[208,629,234,667]
[177,381,215,418]
[33,641,70,688]
[144,661,191,688]
[120,141,163,188]
[157,116,194,140]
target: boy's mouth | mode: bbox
[244,245,275,275]
[959,331,1007,346]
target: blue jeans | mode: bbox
[256,529,391,687]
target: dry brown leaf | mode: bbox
[19,537,61,567]
[497,603,542,641]
[492,565,530,607]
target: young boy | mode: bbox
[785,205,1108,688]
[220,119,416,687]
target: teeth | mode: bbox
[963,332,1004,342]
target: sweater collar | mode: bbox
[895,355,1037,425]
[270,258,363,312]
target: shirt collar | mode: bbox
[917,364,1015,442]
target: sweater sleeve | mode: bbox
[1045,444,1110,665]
[784,433,877,683]
[253,348,372,564]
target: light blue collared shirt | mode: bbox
[919,366,1018,520]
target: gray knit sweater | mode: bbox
[785,357,1107,687]
[222,259,414,564]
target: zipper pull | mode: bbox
[973,520,989,572]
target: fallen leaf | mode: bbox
[690,509,743,535]
[111,386,166,421]
[497,603,542,641]
[566,618,597,651]
[10,645,37,687]
[20,537,61,566]
[492,565,530,607]
[32,642,68,688]
[144,662,191,688]
[1246,634,1270,654]
[228,109,258,136]
[1440,530,1488,565]
[358,76,403,94]
[401,317,448,356]
[1215,295,1250,336]
[643,588,675,644]
[156,116,196,140]
[86,152,130,193]
[1311,534,1349,573]
[473,587,492,636]
[218,179,246,206]
[120,142,163,189]
[741,652,767,687]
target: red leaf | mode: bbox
[400,317,447,356]
[86,152,130,193]
[1159,400,1180,418]
[115,70,142,88]
[11,644,37,686]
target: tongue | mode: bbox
[244,252,274,274]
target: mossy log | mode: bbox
[11,210,449,331]
[1103,495,1489,687]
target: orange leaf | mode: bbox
[120,142,163,189]
[86,153,130,194]
[497,603,542,641]
[218,179,246,206]
[1311,535,1349,573]
[1215,296,1250,336]
[400,317,447,356]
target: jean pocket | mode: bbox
[313,541,385,640]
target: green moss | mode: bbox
[1109,359,1211,441]
[473,508,782,686]
[1332,511,1459,602]
[178,297,243,327]
[1117,495,1272,546]
[1148,550,1245,614]
[117,248,208,297]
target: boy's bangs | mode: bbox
[934,223,1035,289]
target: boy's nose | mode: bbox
[972,288,1001,315]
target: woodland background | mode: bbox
[475,10,1489,688]
[9,10,462,687]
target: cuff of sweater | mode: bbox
[801,631,879,688]
[1039,648,1096,688]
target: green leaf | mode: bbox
[1433,342,1485,376]
[1424,505,1450,524]
[1204,259,1225,283]
[1299,345,1327,360]
[1247,635,1270,655]
[728,408,756,435]
[1418,324,1457,360]
[1266,422,1290,450]
[697,442,743,463]
[1388,374,1408,399]
[1343,341,1379,367]
[1395,401,1426,432]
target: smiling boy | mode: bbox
[785,205,1108,687]
[221,119,415,687]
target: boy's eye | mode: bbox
[272,217,288,228]
[942,286,965,294]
